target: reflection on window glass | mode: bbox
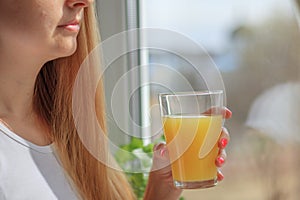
[142,0,300,199]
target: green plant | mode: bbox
[115,137,154,199]
[115,137,185,200]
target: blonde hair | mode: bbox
[33,4,136,200]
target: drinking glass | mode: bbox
[159,91,223,189]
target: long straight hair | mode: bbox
[33,4,136,200]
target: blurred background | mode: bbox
[97,0,300,199]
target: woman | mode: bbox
[0,0,231,199]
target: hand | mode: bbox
[144,108,232,200]
[216,108,232,181]
[143,142,182,200]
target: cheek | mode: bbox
[0,1,65,57]
[0,2,56,42]
[0,13,38,52]
[37,1,63,32]
[0,0,75,60]
[0,1,44,31]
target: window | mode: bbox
[98,0,300,199]
[141,0,300,199]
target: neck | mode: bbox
[0,50,46,119]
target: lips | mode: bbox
[58,19,81,32]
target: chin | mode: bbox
[64,45,78,57]
[53,41,78,59]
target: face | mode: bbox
[0,0,93,62]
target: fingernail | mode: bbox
[223,108,232,118]
[153,143,164,151]
[217,157,225,165]
[220,138,228,148]
[217,171,224,181]
[160,147,167,157]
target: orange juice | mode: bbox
[163,115,222,183]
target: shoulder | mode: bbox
[0,186,5,200]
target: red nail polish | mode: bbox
[217,157,225,165]
[220,138,228,148]
[153,143,164,151]
[217,172,224,181]
[160,148,166,157]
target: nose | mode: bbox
[66,0,94,8]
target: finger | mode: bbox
[222,107,232,119]
[203,107,232,119]
[217,170,224,182]
[216,149,227,167]
[218,127,230,149]
[152,143,171,173]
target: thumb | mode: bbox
[151,143,171,173]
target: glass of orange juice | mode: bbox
[159,91,223,189]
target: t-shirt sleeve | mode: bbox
[0,187,5,200]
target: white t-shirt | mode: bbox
[0,123,79,200]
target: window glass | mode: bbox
[141,0,300,199]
